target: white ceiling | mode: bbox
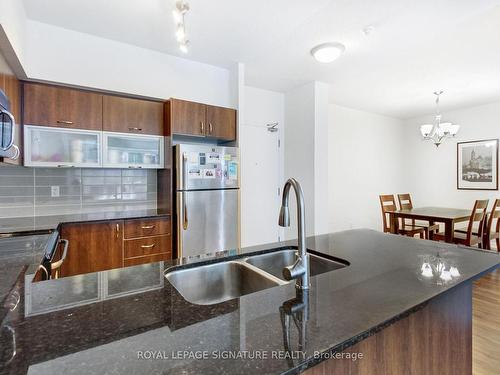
[22,0,500,118]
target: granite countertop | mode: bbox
[0,209,170,235]
[0,209,169,315]
[0,234,51,311]
[0,229,498,375]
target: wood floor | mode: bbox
[473,267,500,375]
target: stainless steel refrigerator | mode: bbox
[175,144,239,258]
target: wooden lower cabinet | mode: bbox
[303,281,472,375]
[58,216,172,277]
[59,221,124,277]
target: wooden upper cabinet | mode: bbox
[103,95,164,135]
[59,221,123,277]
[1,74,21,120]
[206,105,236,141]
[23,83,103,130]
[168,98,207,137]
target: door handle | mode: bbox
[182,152,188,190]
[183,194,188,230]
[209,123,213,134]
[200,121,205,134]
[116,223,120,238]
[50,239,69,278]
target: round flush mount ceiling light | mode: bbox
[310,42,345,63]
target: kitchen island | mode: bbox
[0,229,498,375]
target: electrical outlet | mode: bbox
[51,186,60,197]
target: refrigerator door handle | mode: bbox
[183,195,189,230]
[182,152,188,189]
[176,192,183,258]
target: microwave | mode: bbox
[0,89,19,159]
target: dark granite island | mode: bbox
[0,229,498,375]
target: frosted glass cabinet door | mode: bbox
[24,125,101,167]
[103,132,164,169]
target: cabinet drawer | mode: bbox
[124,217,170,239]
[124,235,171,258]
[124,252,172,267]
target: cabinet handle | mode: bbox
[128,127,143,132]
[141,225,155,229]
[141,244,155,249]
[200,121,204,133]
[57,120,74,125]
[57,165,75,168]
[116,223,120,238]
[128,166,143,169]
[209,123,213,134]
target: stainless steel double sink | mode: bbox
[165,249,347,305]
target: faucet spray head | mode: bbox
[279,205,290,227]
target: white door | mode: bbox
[240,124,281,247]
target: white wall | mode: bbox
[403,101,500,209]
[284,81,329,238]
[0,0,28,67]
[241,86,285,246]
[328,104,405,232]
[313,82,329,235]
[0,49,13,74]
[0,7,235,107]
[284,83,316,238]
[23,21,233,106]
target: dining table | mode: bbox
[386,206,472,243]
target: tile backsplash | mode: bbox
[0,165,157,223]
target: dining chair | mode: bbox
[484,199,500,251]
[397,193,439,240]
[379,194,425,238]
[434,199,489,247]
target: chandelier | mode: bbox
[420,91,460,147]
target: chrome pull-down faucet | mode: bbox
[278,178,310,290]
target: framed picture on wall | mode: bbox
[457,139,499,190]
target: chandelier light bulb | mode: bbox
[450,125,460,136]
[420,124,433,137]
